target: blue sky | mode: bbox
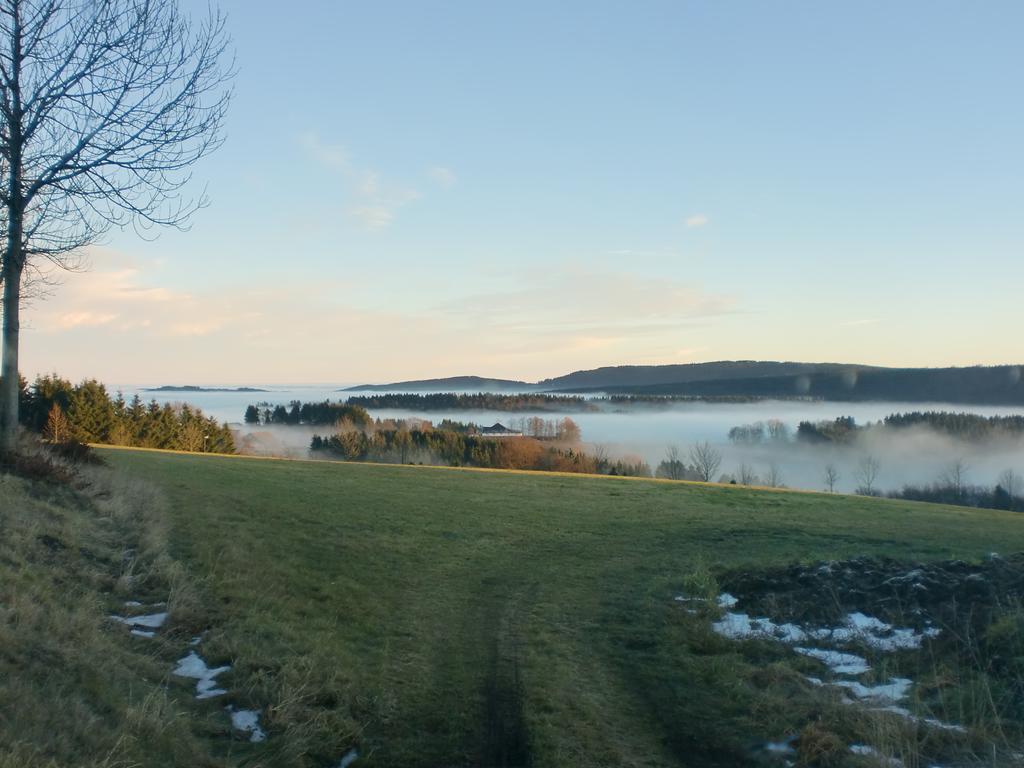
[21,1,1024,383]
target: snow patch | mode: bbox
[172,651,230,700]
[835,678,912,705]
[110,612,167,629]
[849,744,903,766]
[793,647,870,675]
[712,612,808,643]
[338,748,359,767]
[227,706,267,743]
[130,629,156,639]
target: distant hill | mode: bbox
[538,360,875,390]
[342,376,530,393]
[145,385,268,393]
[566,365,1024,406]
[348,361,1024,405]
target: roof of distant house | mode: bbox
[480,422,522,435]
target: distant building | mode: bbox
[479,422,522,438]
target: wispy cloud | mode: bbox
[349,205,395,230]
[299,132,350,171]
[59,311,118,329]
[298,132,421,231]
[685,213,709,228]
[429,166,457,188]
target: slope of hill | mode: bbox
[583,365,1024,405]
[537,360,872,390]
[343,361,1024,405]
[74,447,1024,767]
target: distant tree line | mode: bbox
[728,412,1024,445]
[601,394,774,407]
[887,466,1022,512]
[504,416,581,441]
[795,416,859,444]
[244,400,584,444]
[882,412,1024,441]
[343,392,597,412]
[18,375,234,452]
[796,412,1024,444]
[728,419,792,444]
[309,427,648,476]
[245,400,372,427]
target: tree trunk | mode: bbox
[1,3,24,454]
[0,251,22,452]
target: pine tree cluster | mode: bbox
[19,375,235,452]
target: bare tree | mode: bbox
[823,463,839,493]
[738,462,757,486]
[855,455,881,496]
[999,468,1020,511]
[689,441,722,482]
[939,458,969,501]
[661,444,686,480]
[765,461,783,488]
[0,0,233,451]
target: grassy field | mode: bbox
[87,447,1024,768]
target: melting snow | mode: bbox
[110,612,168,629]
[808,613,937,651]
[130,629,156,639]
[764,739,796,755]
[227,706,267,743]
[849,744,903,766]
[874,705,968,734]
[835,678,912,704]
[717,593,738,608]
[708,601,937,655]
[339,748,359,767]
[793,648,871,675]
[712,612,808,643]
[172,651,231,700]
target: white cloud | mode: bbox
[299,131,422,231]
[59,311,118,329]
[349,205,395,230]
[429,166,457,188]
[299,132,350,172]
[685,213,709,228]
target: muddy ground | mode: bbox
[721,553,1024,642]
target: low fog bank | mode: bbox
[227,399,1024,495]
[651,427,1023,495]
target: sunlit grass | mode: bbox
[96,447,1024,767]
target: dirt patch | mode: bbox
[720,553,1024,641]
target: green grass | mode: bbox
[94,448,1024,767]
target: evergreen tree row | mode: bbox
[20,374,235,452]
[244,400,372,427]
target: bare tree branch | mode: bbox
[0,0,233,450]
